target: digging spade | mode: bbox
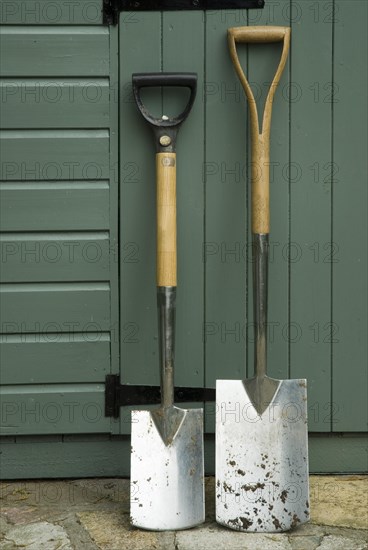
[130,73,205,531]
[216,27,310,532]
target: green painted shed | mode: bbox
[0,0,366,478]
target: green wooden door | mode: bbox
[0,0,366,478]
[120,0,367,471]
[0,2,119,437]
[119,1,367,456]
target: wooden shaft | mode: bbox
[252,135,270,234]
[156,152,177,287]
[228,26,291,235]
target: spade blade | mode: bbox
[131,406,204,531]
[216,378,309,532]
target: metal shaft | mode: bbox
[252,233,269,379]
[157,286,176,409]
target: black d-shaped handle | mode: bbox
[132,72,197,152]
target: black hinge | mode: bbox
[103,0,120,24]
[104,0,264,25]
[105,374,216,418]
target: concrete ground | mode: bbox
[0,476,367,549]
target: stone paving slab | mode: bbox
[175,523,294,550]
[0,521,73,550]
[76,510,176,550]
[309,476,368,530]
[316,534,367,550]
[0,476,367,550]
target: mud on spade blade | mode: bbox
[216,378,309,532]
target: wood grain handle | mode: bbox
[251,136,270,234]
[228,25,289,44]
[156,152,177,287]
[228,26,291,234]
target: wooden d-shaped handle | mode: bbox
[228,26,291,234]
[228,25,289,44]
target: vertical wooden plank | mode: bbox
[246,1,290,382]
[119,14,161,434]
[109,25,120,434]
[333,0,367,431]
[162,12,205,391]
[290,0,333,431]
[205,11,248,431]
